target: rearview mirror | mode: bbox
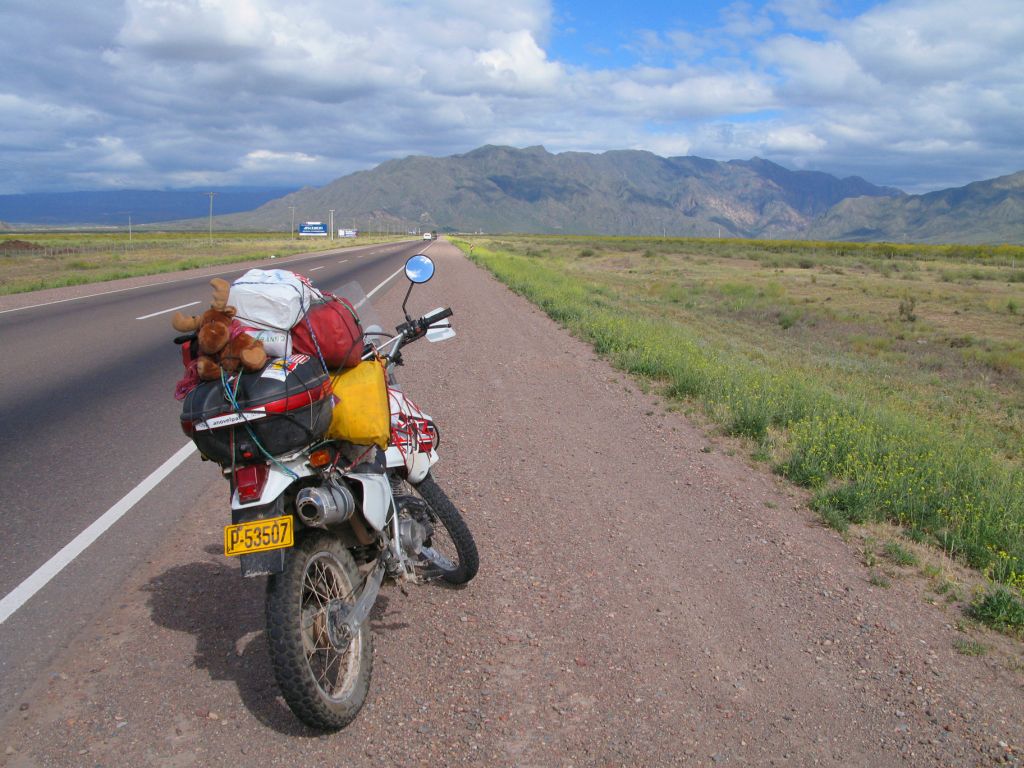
[404,254,435,284]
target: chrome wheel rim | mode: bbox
[299,552,362,701]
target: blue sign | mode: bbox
[298,222,328,237]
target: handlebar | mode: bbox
[421,307,453,326]
[365,306,454,365]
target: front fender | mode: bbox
[384,446,438,483]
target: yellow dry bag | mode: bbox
[326,359,390,449]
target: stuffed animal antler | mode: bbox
[171,278,231,333]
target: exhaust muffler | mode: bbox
[295,481,355,528]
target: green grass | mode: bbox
[453,235,1024,617]
[884,541,920,567]
[952,637,987,656]
[0,231,405,295]
[869,571,892,588]
[967,589,1024,635]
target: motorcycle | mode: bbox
[177,254,478,730]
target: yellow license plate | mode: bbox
[224,515,294,557]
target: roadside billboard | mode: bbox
[298,222,328,237]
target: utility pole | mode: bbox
[128,214,132,247]
[329,209,335,241]
[288,206,296,239]
[206,192,216,245]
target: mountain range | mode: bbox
[3,147,1022,244]
[210,146,1022,244]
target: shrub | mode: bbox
[898,294,917,322]
[967,588,1024,634]
[778,309,801,330]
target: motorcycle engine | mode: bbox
[395,495,433,556]
[398,517,429,556]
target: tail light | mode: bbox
[235,463,270,503]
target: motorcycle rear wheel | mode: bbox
[265,532,373,731]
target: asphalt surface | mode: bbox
[0,238,436,714]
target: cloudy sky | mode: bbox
[1,0,1021,195]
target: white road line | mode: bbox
[0,442,197,625]
[0,244,394,314]
[338,259,349,264]
[308,266,326,272]
[135,301,200,320]
[367,265,406,299]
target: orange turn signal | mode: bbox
[308,449,333,468]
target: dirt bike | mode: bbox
[177,254,478,730]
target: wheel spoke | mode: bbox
[295,551,363,699]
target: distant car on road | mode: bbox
[423,232,433,240]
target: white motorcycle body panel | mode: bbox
[231,459,392,532]
[388,388,430,425]
[387,388,440,482]
[384,446,438,483]
[344,472,392,531]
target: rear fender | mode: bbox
[227,457,312,577]
[230,457,313,510]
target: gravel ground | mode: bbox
[2,241,1022,767]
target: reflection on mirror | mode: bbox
[405,254,435,284]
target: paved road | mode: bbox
[0,239,435,713]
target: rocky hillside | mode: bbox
[189,145,1022,244]
[214,145,902,239]
[806,171,1024,244]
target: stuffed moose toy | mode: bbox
[171,278,267,381]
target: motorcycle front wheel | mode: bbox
[265,532,373,731]
[412,473,479,585]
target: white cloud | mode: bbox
[243,150,319,167]
[90,136,147,169]
[605,69,776,118]
[718,1,774,38]
[758,36,878,102]
[844,0,1023,84]
[0,0,1022,194]
[762,126,826,153]
[475,30,563,92]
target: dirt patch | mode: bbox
[0,240,44,252]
